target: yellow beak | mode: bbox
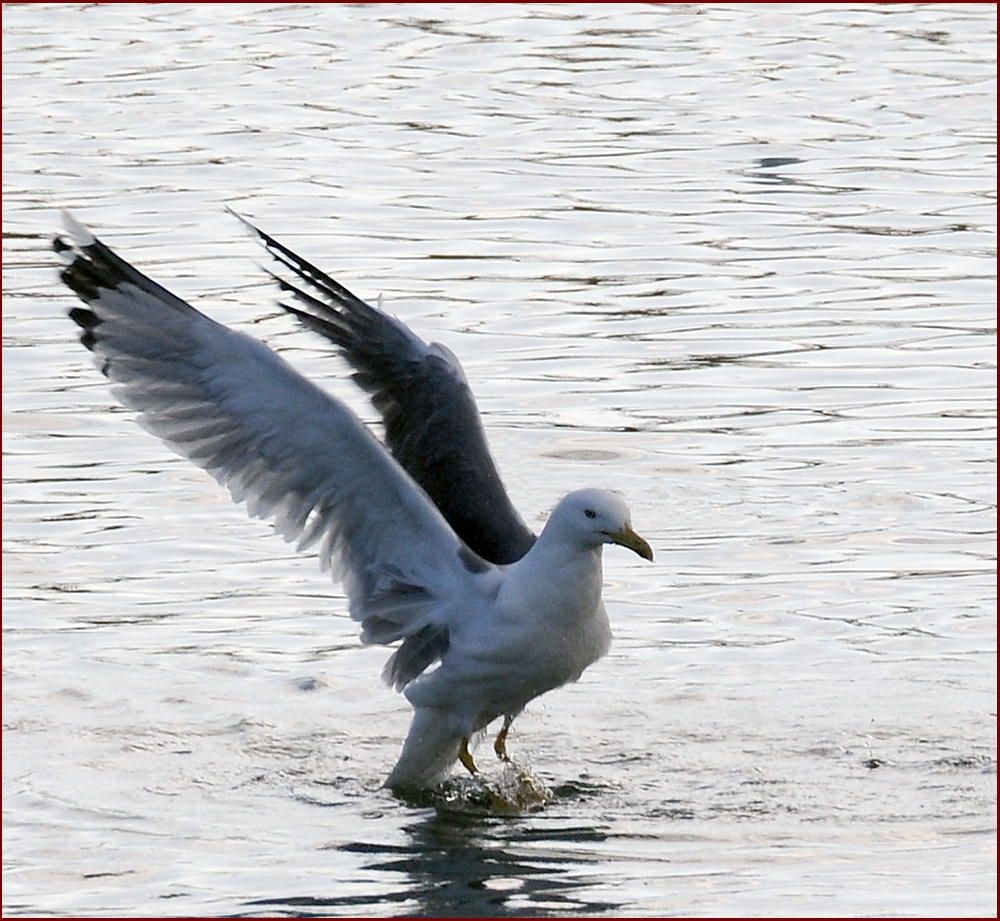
[607,524,654,561]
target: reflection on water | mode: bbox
[3,2,996,917]
[254,800,624,918]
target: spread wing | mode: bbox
[55,213,497,689]
[230,211,537,565]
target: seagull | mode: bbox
[54,212,653,791]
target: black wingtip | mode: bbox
[225,204,264,241]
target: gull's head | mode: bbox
[546,488,653,561]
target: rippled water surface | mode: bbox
[3,3,996,917]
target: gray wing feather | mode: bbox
[56,214,488,663]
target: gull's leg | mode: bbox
[458,737,478,775]
[493,714,514,762]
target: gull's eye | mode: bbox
[584,508,596,519]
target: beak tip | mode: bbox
[612,526,654,562]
